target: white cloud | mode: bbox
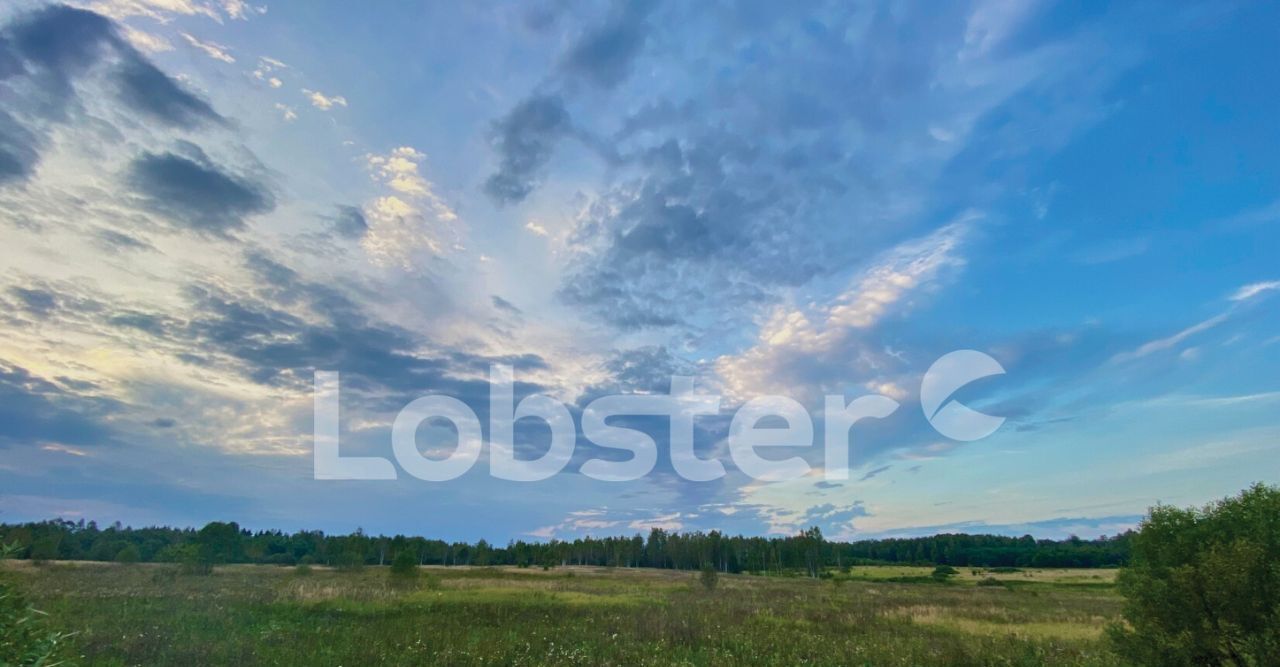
[627,512,684,532]
[273,103,297,122]
[303,88,348,110]
[716,222,969,398]
[252,56,287,87]
[1112,313,1228,364]
[364,147,456,219]
[122,26,173,53]
[88,0,262,22]
[221,0,265,20]
[181,32,235,63]
[41,443,90,457]
[1144,434,1280,474]
[1229,280,1280,302]
[360,197,444,269]
[524,220,549,237]
[1113,279,1277,363]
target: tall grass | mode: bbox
[2,562,1125,666]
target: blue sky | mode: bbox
[0,0,1277,542]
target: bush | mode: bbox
[171,544,212,575]
[699,564,719,591]
[976,577,1005,588]
[931,565,959,581]
[336,548,365,572]
[294,563,313,576]
[0,542,75,666]
[115,544,141,564]
[390,551,418,579]
[1109,483,1280,666]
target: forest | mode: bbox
[0,519,1132,574]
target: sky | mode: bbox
[0,0,1278,543]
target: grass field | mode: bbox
[3,561,1126,666]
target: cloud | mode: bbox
[252,56,286,87]
[120,26,171,53]
[560,0,656,89]
[86,0,260,23]
[365,147,440,200]
[0,361,119,449]
[302,88,347,110]
[115,57,224,128]
[524,220,549,237]
[491,295,522,316]
[359,147,458,267]
[1229,280,1280,302]
[481,0,657,206]
[715,223,968,397]
[92,228,155,253]
[181,32,234,63]
[859,465,892,482]
[9,286,59,316]
[0,5,225,187]
[330,205,368,239]
[0,109,41,185]
[1072,237,1150,265]
[483,94,571,204]
[273,103,296,121]
[125,148,274,236]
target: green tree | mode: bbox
[390,550,418,579]
[195,521,243,566]
[1108,483,1280,666]
[115,544,141,565]
[699,564,719,591]
[28,536,59,564]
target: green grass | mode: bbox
[2,561,1126,666]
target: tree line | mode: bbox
[0,519,1131,573]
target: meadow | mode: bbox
[3,561,1126,666]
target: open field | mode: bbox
[3,561,1126,666]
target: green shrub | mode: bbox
[699,564,719,591]
[1109,483,1280,666]
[335,549,365,572]
[976,577,1005,588]
[389,551,418,579]
[294,563,313,576]
[0,542,75,666]
[171,544,213,575]
[115,545,141,565]
[931,565,959,581]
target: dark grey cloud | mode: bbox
[330,205,368,239]
[560,0,656,89]
[0,4,226,187]
[491,295,522,315]
[0,109,41,184]
[483,94,571,204]
[92,228,154,253]
[483,0,657,205]
[115,57,223,129]
[859,465,891,482]
[126,150,273,236]
[7,4,118,78]
[0,35,23,79]
[799,502,870,532]
[0,361,118,448]
[9,285,58,317]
